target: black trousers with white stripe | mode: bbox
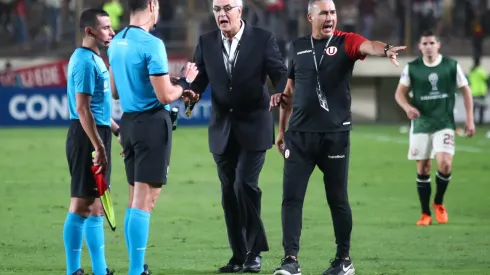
[281,130,352,258]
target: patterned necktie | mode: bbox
[226,39,233,76]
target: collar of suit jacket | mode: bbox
[221,20,245,43]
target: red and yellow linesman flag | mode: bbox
[91,151,116,231]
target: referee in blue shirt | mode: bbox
[64,9,119,275]
[107,0,198,274]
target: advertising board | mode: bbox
[0,86,212,127]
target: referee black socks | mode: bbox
[434,171,451,204]
[416,174,431,215]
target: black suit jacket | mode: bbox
[191,23,288,155]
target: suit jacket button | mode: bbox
[229,108,233,112]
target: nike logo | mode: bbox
[342,264,353,272]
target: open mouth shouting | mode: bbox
[219,18,230,26]
[322,22,334,33]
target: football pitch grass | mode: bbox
[0,125,489,275]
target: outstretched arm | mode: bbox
[360,41,392,57]
[359,40,406,66]
[341,32,406,66]
[148,40,197,104]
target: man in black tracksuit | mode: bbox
[269,1,406,275]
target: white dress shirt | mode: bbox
[221,20,245,75]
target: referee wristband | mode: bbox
[176,77,190,91]
[113,128,120,137]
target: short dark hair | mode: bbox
[419,30,439,41]
[79,8,109,30]
[128,0,152,12]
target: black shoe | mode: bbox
[72,269,85,275]
[273,255,301,275]
[243,252,262,273]
[141,264,151,275]
[322,258,355,275]
[218,262,243,273]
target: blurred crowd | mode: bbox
[0,0,489,58]
[0,0,72,51]
[0,0,489,124]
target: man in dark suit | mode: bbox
[182,0,287,273]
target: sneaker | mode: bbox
[72,269,85,275]
[416,213,432,226]
[141,264,151,275]
[218,262,243,273]
[433,204,448,224]
[322,258,355,275]
[273,255,301,275]
[243,252,262,273]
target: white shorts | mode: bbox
[408,128,455,160]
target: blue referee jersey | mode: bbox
[67,47,112,126]
[108,25,171,113]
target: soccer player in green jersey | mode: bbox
[395,30,476,226]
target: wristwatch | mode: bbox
[384,44,392,57]
[113,128,120,137]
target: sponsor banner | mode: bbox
[0,57,189,88]
[0,86,212,126]
[0,59,69,88]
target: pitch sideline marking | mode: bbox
[359,134,485,153]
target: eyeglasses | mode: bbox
[213,5,239,13]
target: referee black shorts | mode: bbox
[120,107,172,187]
[65,119,112,198]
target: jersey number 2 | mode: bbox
[443,133,454,146]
